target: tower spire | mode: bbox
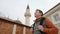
[27,5,29,9]
[24,5,31,26]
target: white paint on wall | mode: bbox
[23,27,26,34]
[12,24,17,34]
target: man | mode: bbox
[31,9,58,34]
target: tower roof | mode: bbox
[24,5,31,17]
[27,5,29,9]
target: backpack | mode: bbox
[33,18,47,34]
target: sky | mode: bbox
[0,0,60,26]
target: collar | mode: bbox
[35,16,45,22]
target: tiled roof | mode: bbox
[0,16,32,28]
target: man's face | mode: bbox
[34,11,42,18]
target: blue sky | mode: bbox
[0,0,60,25]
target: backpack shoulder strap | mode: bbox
[40,18,47,28]
[33,22,35,30]
[40,18,46,25]
[33,18,46,30]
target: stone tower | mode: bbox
[24,5,31,26]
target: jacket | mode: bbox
[33,16,58,34]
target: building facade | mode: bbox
[44,3,60,34]
[0,17,32,34]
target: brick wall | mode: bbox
[26,27,32,34]
[16,25,23,34]
[0,18,32,34]
[0,19,14,34]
